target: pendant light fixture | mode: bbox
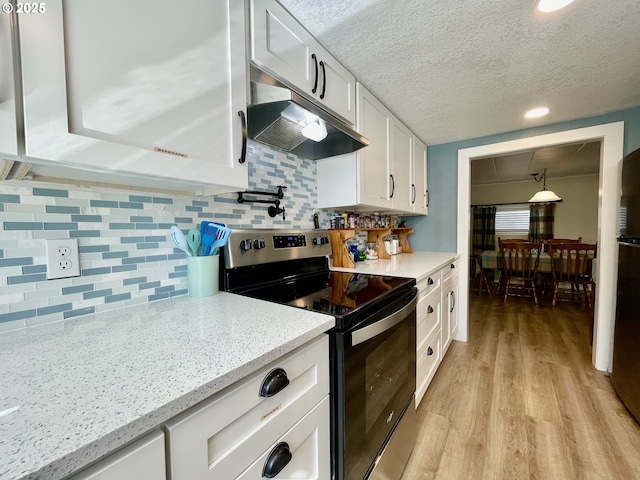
[529,168,562,203]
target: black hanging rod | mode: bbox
[237,185,287,220]
[471,201,530,207]
[237,185,286,203]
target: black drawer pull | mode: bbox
[259,368,289,397]
[427,305,434,314]
[427,346,434,356]
[451,263,455,269]
[319,60,326,99]
[238,110,247,164]
[311,53,319,93]
[263,442,292,478]
[427,277,434,285]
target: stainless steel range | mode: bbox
[222,229,417,480]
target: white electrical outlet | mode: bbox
[45,239,80,279]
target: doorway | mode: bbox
[456,122,624,372]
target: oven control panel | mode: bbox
[224,229,331,268]
[274,234,306,249]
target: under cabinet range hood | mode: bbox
[247,68,368,160]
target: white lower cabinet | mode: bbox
[415,256,460,407]
[67,430,165,480]
[237,397,330,479]
[416,287,441,406]
[165,335,330,480]
[442,260,460,355]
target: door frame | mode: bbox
[456,122,624,371]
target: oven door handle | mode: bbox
[351,292,417,347]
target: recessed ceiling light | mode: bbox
[525,107,550,119]
[537,0,575,13]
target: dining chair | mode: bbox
[546,237,582,252]
[548,242,597,308]
[496,238,531,293]
[500,241,542,306]
[541,238,582,296]
[470,255,492,297]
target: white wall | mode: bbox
[471,174,599,243]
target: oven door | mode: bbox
[333,288,417,480]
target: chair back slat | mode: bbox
[548,243,597,282]
[500,241,542,281]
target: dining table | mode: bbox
[477,249,553,273]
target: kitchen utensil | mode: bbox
[187,228,202,257]
[210,224,231,256]
[170,226,191,257]
[201,223,216,256]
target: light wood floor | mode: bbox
[401,292,640,480]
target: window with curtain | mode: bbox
[472,206,496,254]
[529,203,555,243]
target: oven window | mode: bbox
[342,305,416,480]
[365,326,409,432]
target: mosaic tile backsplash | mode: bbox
[0,141,328,331]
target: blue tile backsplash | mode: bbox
[0,141,329,331]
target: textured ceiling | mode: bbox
[278,0,640,145]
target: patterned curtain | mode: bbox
[472,206,496,254]
[529,203,555,243]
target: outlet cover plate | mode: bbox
[45,239,80,279]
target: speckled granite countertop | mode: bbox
[0,293,334,480]
[330,251,459,281]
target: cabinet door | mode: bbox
[251,0,355,126]
[449,275,459,340]
[358,83,392,209]
[68,431,165,480]
[391,118,413,211]
[0,11,17,159]
[314,48,356,125]
[413,137,428,215]
[442,273,458,355]
[251,0,313,94]
[19,0,247,194]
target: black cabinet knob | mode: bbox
[427,305,434,314]
[427,346,434,356]
[427,277,434,285]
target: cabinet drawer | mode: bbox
[441,258,460,286]
[237,396,330,480]
[165,336,329,480]
[417,288,440,354]
[416,327,442,407]
[416,273,441,300]
[68,430,165,480]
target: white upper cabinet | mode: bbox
[250,0,356,125]
[413,137,429,215]
[0,11,17,160]
[317,82,428,215]
[358,84,392,209]
[391,118,413,211]
[18,0,248,195]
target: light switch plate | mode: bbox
[45,239,80,279]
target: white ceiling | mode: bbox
[470,140,601,185]
[278,0,640,145]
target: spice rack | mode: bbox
[328,227,415,268]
